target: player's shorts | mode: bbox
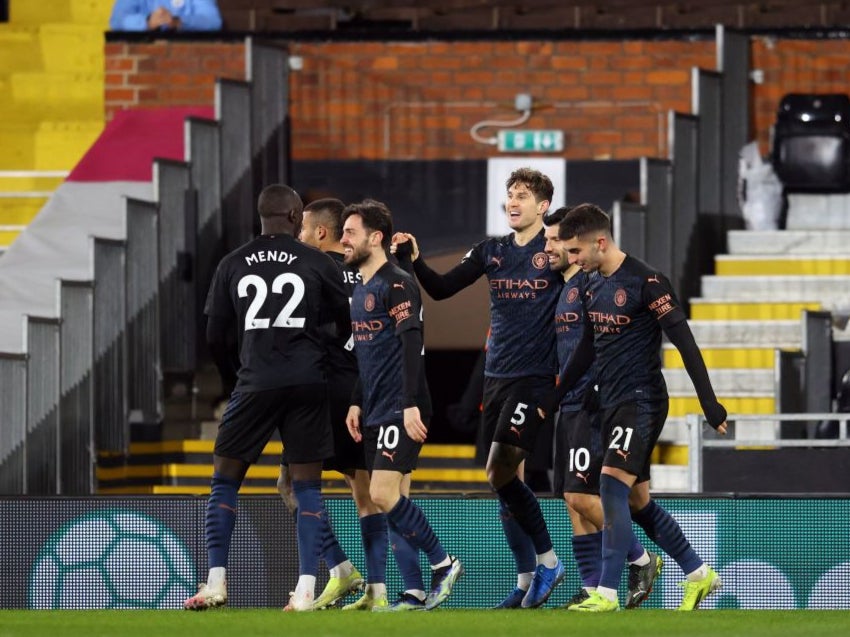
[599,398,668,483]
[477,375,554,465]
[362,421,423,474]
[553,407,603,496]
[215,383,333,465]
[323,373,366,473]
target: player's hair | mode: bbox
[506,167,554,204]
[542,205,572,227]
[257,184,303,218]
[304,197,345,241]
[342,199,393,250]
[559,203,611,240]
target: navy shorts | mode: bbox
[215,383,333,465]
[363,421,423,474]
[599,399,668,483]
[323,372,367,473]
[553,407,603,496]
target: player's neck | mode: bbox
[599,248,627,277]
[324,241,345,255]
[513,221,542,246]
[562,264,581,282]
[358,251,388,284]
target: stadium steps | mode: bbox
[651,229,850,492]
[0,171,64,252]
[0,0,109,246]
[96,441,488,495]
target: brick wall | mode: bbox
[104,36,850,161]
[104,41,245,122]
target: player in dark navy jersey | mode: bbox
[551,203,727,612]
[543,207,660,610]
[184,185,351,612]
[392,167,564,609]
[270,197,377,609]
[340,199,463,611]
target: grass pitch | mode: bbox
[1,609,849,637]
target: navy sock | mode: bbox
[572,531,602,587]
[320,514,348,570]
[498,498,536,574]
[626,531,645,563]
[292,479,326,576]
[389,518,424,591]
[632,500,702,574]
[386,496,447,566]
[495,476,553,555]
[359,513,388,584]
[598,474,632,590]
[206,473,240,568]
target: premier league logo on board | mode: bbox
[28,509,195,609]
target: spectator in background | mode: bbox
[109,0,222,31]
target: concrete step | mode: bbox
[662,367,774,394]
[686,319,801,347]
[715,255,850,276]
[0,197,47,224]
[0,26,42,72]
[727,229,850,255]
[39,23,104,74]
[9,71,103,104]
[0,171,66,192]
[690,299,821,320]
[658,415,780,444]
[663,345,775,369]
[649,464,689,493]
[786,192,850,230]
[9,0,74,23]
[33,119,103,169]
[0,226,24,248]
[700,276,850,306]
[668,395,775,418]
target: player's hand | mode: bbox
[346,405,362,442]
[715,421,728,436]
[147,7,173,28]
[391,232,419,261]
[276,464,297,514]
[403,406,427,443]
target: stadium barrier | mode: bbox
[7,494,849,610]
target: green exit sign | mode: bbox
[497,129,563,153]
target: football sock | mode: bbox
[292,479,326,576]
[627,541,649,566]
[389,518,425,592]
[206,566,226,589]
[320,515,348,571]
[496,476,553,554]
[387,496,448,567]
[206,473,239,568]
[572,531,602,587]
[598,474,632,590]
[360,513,388,584]
[632,500,703,575]
[498,498,536,575]
[329,559,354,579]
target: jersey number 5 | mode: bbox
[238,273,305,331]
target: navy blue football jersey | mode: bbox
[350,262,432,427]
[579,255,688,407]
[465,230,559,378]
[555,273,595,411]
[326,251,360,380]
[204,233,350,391]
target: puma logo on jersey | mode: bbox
[615,449,630,462]
[393,282,405,289]
[490,256,503,267]
[300,510,323,519]
[510,426,522,438]
[647,275,660,284]
[381,450,397,462]
[576,471,590,484]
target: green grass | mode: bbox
[1,609,849,637]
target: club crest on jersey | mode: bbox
[532,252,548,269]
[614,288,627,307]
[364,293,376,311]
[567,287,579,303]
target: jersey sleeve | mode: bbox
[641,270,688,328]
[204,259,235,319]
[386,275,423,335]
[411,239,486,299]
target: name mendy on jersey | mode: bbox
[244,250,299,266]
[490,278,549,300]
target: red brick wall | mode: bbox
[104,41,245,122]
[104,36,850,161]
